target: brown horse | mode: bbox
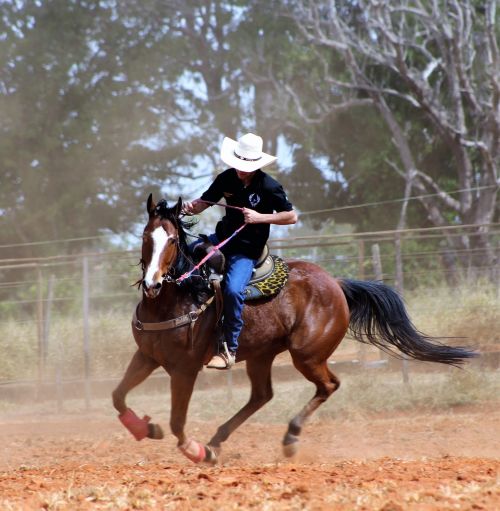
[112,195,475,464]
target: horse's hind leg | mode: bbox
[283,359,340,457]
[112,349,162,440]
[207,354,275,456]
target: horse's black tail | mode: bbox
[338,279,477,366]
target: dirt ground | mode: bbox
[0,404,498,510]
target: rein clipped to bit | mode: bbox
[176,223,246,283]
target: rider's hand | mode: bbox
[242,208,263,224]
[182,201,194,215]
[182,199,203,215]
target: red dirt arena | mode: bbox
[0,402,498,510]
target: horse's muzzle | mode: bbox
[142,280,162,298]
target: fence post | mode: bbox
[394,234,409,385]
[56,338,65,413]
[371,244,387,362]
[371,243,383,281]
[354,240,369,364]
[36,266,44,401]
[43,274,55,371]
[357,239,365,280]
[366,243,384,364]
[82,256,91,410]
[394,233,404,295]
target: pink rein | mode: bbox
[176,200,246,283]
[198,199,244,211]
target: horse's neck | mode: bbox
[139,284,191,320]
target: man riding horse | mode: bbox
[114,176,475,463]
[183,133,297,369]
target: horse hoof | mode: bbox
[147,423,164,440]
[283,441,299,458]
[204,445,219,465]
[179,438,208,463]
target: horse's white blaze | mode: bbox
[144,226,170,286]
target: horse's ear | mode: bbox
[174,197,183,217]
[147,194,156,216]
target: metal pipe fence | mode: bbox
[0,224,498,408]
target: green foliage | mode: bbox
[0,0,497,290]
[0,0,394,254]
[0,1,247,255]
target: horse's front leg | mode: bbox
[112,349,163,440]
[170,368,217,464]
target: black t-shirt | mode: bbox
[200,168,294,259]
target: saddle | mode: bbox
[244,246,289,301]
[193,240,289,301]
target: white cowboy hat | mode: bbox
[220,133,277,172]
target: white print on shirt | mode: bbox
[248,193,260,207]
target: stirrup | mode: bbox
[206,342,235,369]
[209,270,223,282]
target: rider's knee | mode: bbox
[224,283,243,300]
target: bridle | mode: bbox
[139,218,205,287]
[134,220,223,342]
[158,240,210,285]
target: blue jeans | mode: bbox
[222,252,257,352]
[191,234,257,353]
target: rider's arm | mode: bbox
[183,171,227,215]
[243,180,297,225]
[243,208,298,225]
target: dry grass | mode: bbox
[0,282,498,383]
[407,283,499,349]
[1,363,497,424]
[190,368,500,423]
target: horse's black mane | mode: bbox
[154,199,211,302]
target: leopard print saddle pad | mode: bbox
[244,255,289,301]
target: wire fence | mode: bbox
[0,223,498,408]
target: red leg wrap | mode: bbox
[178,438,206,463]
[119,408,151,441]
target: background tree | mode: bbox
[1,0,497,284]
[0,0,251,256]
[286,0,499,279]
